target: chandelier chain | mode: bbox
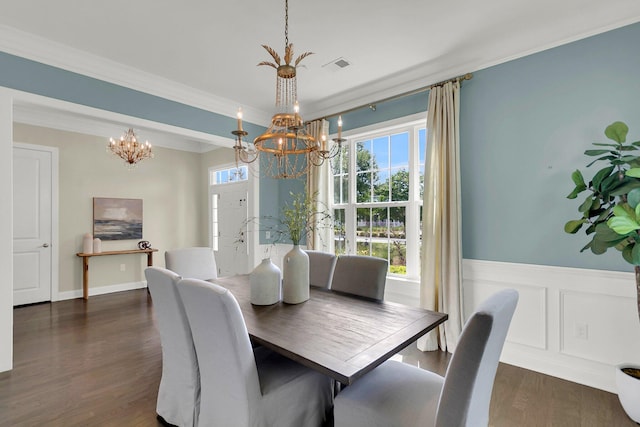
[284,0,289,48]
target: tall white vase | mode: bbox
[250,258,281,305]
[282,245,309,304]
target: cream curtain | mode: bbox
[305,119,331,251]
[417,81,464,353]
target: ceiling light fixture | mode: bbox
[232,0,344,179]
[108,128,153,168]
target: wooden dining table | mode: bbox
[210,274,448,385]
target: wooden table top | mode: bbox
[211,274,448,385]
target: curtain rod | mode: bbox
[313,72,473,122]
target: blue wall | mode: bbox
[2,21,640,271]
[459,22,640,272]
[328,91,429,133]
[0,51,265,138]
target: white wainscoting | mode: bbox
[464,259,640,393]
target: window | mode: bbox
[209,165,248,185]
[331,116,426,278]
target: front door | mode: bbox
[13,144,54,305]
[211,182,249,277]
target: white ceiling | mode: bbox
[2,0,640,127]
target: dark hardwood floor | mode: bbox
[0,289,635,426]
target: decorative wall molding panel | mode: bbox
[463,259,640,393]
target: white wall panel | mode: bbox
[464,259,640,392]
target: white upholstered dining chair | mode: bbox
[177,277,333,427]
[145,267,200,427]
[334,289,519,427]
[331,254,388,301]
[305,250,337,289]
[165,247,217,280]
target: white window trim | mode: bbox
[330,113,426,281]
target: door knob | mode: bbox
[41,243,49,248]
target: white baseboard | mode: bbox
[55,281,147,301]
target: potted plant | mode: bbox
[243,191,331,304]
[565,121,640,422]
[279,191,332,304]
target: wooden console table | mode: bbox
[76,248,158,300]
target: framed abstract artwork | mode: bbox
[93,197,143,240]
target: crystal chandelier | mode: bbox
[108,128,153,168]
[232,0,344,179]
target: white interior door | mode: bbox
[13,145,53,305]
[211,182,249,277]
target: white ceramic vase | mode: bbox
[282,245,309,304]
[92,238,102,253]
[250,258,281,305]
[82,233,93,254]
[616,364,640,422]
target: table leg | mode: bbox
[82,257,89,300]
[147,251,153,267]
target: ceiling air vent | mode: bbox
[322,57,351,71]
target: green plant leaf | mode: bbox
[590,238,609,254]
[586,155,616,167]
[610,181,640,197]
[599,172,621,193]
[592,143,621,147]
[596,206,613,222]
[584,149,612,156]
[628,188,640,209]
[571,170,585,187]
[623,245,634,264]
[567,185,587,199]
[605,121,629,143]
[578,195,593,213]
[620,155,639,163]
[626,168,640,178]
[592,166,614,190]
[564,219,585,234]
[613,203,635,219]
[593,222,625,241]
[607,216,640,235]
[632,243,640,265]
[580,240,593,252]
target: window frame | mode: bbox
[330,113,426,280]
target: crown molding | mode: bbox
[2,16,639,126]
[0,25,272,125]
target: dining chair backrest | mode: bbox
[165,247,217,280]
[177,278,262,426]
[145,267,200,427]
[436,289,519,426]
[331,255,388,301]
[333,288,518,427]
[305,250,337,289]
